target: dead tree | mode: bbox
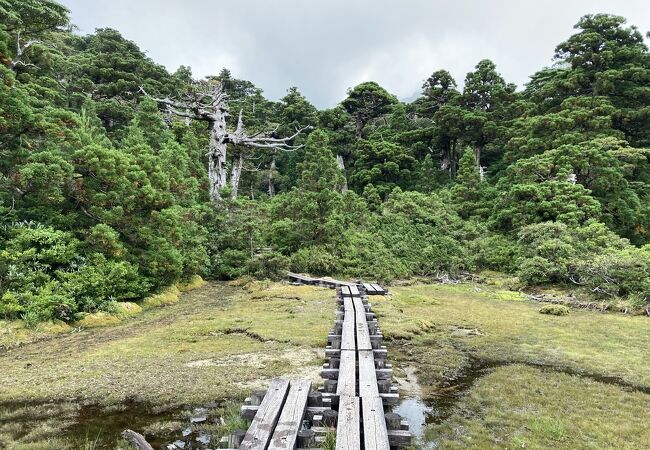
[336,154,348,193]
[11,31,39,71]
[142,81,307,201]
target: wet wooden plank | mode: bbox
[269,379,311,450]
[336,350,356,397]
[358,350,379,398]
[240,378,290,450]
[336,396,360,450]
[362,396,389,450]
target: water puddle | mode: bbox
[394,360,498,447]
[0,400,240,449]
[394,357,650,448]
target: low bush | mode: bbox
[246,252,290,280]
[289,246,339,275]
[539,304,570,316]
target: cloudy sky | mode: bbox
[59,0,650,108]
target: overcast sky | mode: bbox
[59,0,650,108]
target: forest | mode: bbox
[1,0,649,323]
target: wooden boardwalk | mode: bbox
[288,273,387,295]
[231,280,409,449]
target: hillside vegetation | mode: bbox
[1,0,649,324]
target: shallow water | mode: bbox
[394,357,650,448]
[0,400,228,449]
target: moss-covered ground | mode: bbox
[2,280,649,449]
[375,283,650,449]
[0,280,333,449]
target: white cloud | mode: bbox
[60,0,650,108]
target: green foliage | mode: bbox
[246,252,290,281]
[289,246,338,275]
[2,1,650,322]
[342,81,397,137]
[351,139,415,198]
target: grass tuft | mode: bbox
[539,304,570,316]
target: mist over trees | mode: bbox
[1,1,649,322]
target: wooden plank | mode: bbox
[240,378,290,450]
[269,379,311,450]
[325,348,387,359]
[363,283,376,293]
[341,314,356,351]
[349,284,360,296]
[370,283,384,294]
[341,285,351,296]
[353,297,372,351]
[358,350,379,398]
[336,396,360,450]
[342,296,354,312]
[336,350,356,397]
[362,396,390,450]
[386,429,411,447]
[356,322,372,351]
[241,405,330,421]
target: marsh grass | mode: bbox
[378,284,650,449]
[377,284,650,388]
[0,281,333,448]
[423,365,650,449]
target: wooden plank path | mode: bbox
[288,272,388,295]
[325,283,410,449]
[229,279,408,450]
[240,378,290,450]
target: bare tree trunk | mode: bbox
[143,82,308,203]
[450,139,458,178]
[268,158,276,197]
[207,118,229,202]
[473,145,482,170]
[230,152,244,200]
[336,154,348,193]
[355,117,364,138]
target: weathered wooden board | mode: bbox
[336,350,356,397]
[357,350,379,398]
[336,396,360,450]
[341,285,351,296]
[362,396,390,450]
[240,378,290,450]
[341,313,356,351]
[370,283,385,294]
[363,283,376,294]
[353,297,372,351]
[269,379,311,450]
[342,296,354,313]
[349,284,360,296]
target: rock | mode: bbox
[190,415,207,423]
[196,433,211,444]
[182,427,192,437]
[172,440,186,449]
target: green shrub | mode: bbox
[214,249,250,279]
[470,234,522,272]
[290,246,339,275]
[539,304,571,316]
[246,252,290,280]
[339,231,408,282]
[572,247,650,299]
